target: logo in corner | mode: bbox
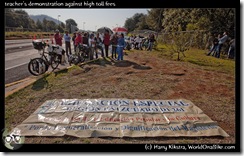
[2,128,25,150]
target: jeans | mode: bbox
[112,45,117,58]
[65,41,71,57]
[228,46,235,59]
[117,46,123,60]
[216,44,223,58]
[90,47,95,60]
[207,44,218,56]
[147,42,154,51]
[104,45,109,57]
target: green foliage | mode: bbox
[124,13,147,32]
[65,19,78,33]
[157,43,235,74]
[5,9,68,33]
[161,28,192,60]
[146,8,164,31]
[5,9,36,29]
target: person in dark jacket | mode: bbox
[103,29,110,57]
[207,33,219,56]
[94,33,104,58]
[110,33,118,59]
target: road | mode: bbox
[5,41,69,84]
[5,39,112,84]
[5,39,50,53]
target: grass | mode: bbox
[4,48,236,144]
[155,43,235,75]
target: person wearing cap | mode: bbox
[64,30,71,57]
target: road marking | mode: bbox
[5,62,29,71]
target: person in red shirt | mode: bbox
[54,29,62,46]
[75,32,83,52]
[103,29,110,57]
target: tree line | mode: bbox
[5,9,78,33]
[124,8,235,38]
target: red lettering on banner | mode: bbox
[176,116,200,121]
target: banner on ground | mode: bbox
[13,99,229,137]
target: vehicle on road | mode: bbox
[28,40,64,76]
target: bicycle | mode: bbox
[68,43,90,65]
[28,40,64,76]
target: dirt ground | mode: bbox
[5,50,236,144]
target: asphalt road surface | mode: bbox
[5,39,111,84]
[5,41,69,84]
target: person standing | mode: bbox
[89,34,96,60]
[94,33,104,58]
[110,33,118,59]
[75,32,83,53]
[103,29,110,57]
[54,29,62,46]
[207,33,219,56]
[82,33,89,58]
[64,31,72,57]
[216,31,228,58]
[72,32,77,52]
[116,33,126,61]
[147,33,156,51]
[54,29,64,64]
[228,38,235,59]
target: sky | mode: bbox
[24,9,149,31]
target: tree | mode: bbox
[162,30,192,61]
[36,19,43,31]
[162,8,192,32]
[65,19,78,33]
[124,13,145,32]
[136,15,150,30]
[5,9,17,27]
[42,18,48,32]
[124,18,135,32]
[146,8,164,31]
[14,9,32,29]
[46,20,57,32]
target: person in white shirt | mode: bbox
[135,36,140,50]
[216,31,228,58]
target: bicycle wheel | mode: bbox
[68,54,78,66]
[50,54,61,69]
[28,58,48,76]
[79,51,86,63]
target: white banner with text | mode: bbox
[14,99,229,137]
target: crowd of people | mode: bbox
[53,29,158,64]
[125,34,156,51]
[206,31,235,59]
[53,29,235,66]
[53,29,128,64]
